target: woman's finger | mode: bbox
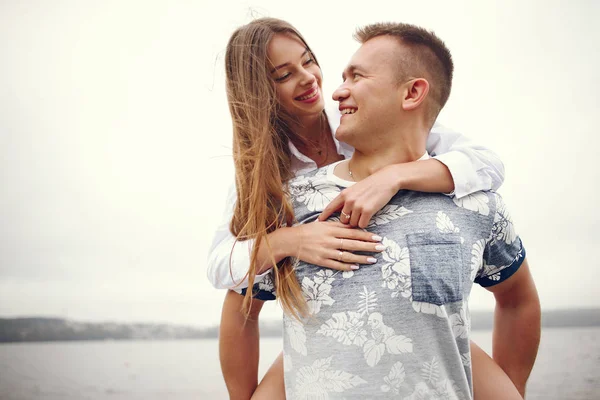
[329,249,379,266]
[358,210,375,229]
[322,259,360,272]
[349,208,362,227]
[319,194,344,221]
[334,227,383,242]
[321,221,353,229]
[339,207,352,224]
[336,238,385,253]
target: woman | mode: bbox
[208,17,522,400]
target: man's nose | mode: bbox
[332,86,350,101]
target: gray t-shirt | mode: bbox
[247,162,525,400]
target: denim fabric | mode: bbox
[407,232,464,305]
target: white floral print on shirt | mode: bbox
[490,193,517,245]
[285,317,308,356]
[449,303,470,339]
[436,211,460,234]
[302,270,336,315]
[453,192,490,216]
[364,312,413,367]
[293,356,367,399]
[401,358,467,400]
[290,174,341,212]
[380,237,411,299]
[368,205,413,228]
[318,286,413,367]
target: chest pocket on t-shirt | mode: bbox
[407,232,464,305]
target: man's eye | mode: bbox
[275,73,291,82]
[353,73,362,78]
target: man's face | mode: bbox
[333,36,406,147]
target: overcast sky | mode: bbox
[1,1,598,327]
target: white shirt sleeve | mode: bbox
[206,181,271,290]
[427,122,505,198]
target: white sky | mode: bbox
[0,1,599,327]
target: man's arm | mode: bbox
[219,290,264,400]
[485,258,541,398]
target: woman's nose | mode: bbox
[300,70,317,86]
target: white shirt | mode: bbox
[206,106,505,289]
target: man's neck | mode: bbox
[344,121,429,181]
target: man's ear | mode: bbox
[401,78,429,111]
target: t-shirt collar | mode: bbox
[327,152,430,188]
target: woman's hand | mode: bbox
[319,164,402,228]
[283,220,384,272]
[319,159,454,228]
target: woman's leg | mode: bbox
[471,340,523,400]
[219,290,264,400]
[251,352,286,400]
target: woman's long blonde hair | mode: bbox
[225,18,325,320]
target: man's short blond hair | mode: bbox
[354,22,454,123]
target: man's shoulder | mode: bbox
[445,190,501,216]
[397,189,501,230]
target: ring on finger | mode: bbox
[339,238,344,249]
[338,250,346,262]
[341,210,350,220]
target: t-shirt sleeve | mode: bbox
[475,193,526,287]
[233,270,277,301]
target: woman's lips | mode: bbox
[295,87,320,103]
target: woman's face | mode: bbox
[267,33,324,119]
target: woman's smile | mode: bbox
[295,86,320,103]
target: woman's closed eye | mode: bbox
[274,57,316,82]
[274,73,291,82]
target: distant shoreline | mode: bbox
[1,308,598,343]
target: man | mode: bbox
[230,22,540,399]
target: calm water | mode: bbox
[0,327,598,399]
